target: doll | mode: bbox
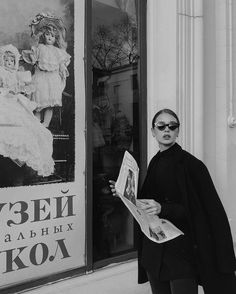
[22,12,71,128]
[0,44,54,179]
[0,45,35,104]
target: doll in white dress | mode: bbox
[22,12,71,128]
[0,44,54,178]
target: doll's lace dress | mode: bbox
[0,94,54,176]
[22,44,71,110]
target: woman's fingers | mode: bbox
[109,180,116,186]
[145,206,161,215]
[138,199,161,215]
[109,180,117,196]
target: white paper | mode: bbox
[115,151,184,243]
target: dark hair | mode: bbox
[152,109,180,128]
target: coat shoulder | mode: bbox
[181,149,206,171]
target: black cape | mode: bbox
[137,143,236,285]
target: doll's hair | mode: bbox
[38,25,67,49]
[152,108,180,128]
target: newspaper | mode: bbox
[115,151,184,243]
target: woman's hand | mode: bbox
[109,180,118,196]
[137,199,162,215]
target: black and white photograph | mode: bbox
[149,226,167,242]
[1,0,236,294]
[0,0,74,188]
[123,168,136,204]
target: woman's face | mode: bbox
[151,112,179,151]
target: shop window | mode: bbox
[132,74,138,90]
[90,0,146,263]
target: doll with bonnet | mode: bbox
[0,44,35,106]
[0,44,20,94]
[0,44,54,179]
[22,12,71,128]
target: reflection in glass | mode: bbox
[92,0,140,262]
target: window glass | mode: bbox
[91,0,140,261]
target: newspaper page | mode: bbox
[115,151,184,243]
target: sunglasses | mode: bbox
[154,122,180,131]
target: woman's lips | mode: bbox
[163,134,171,139]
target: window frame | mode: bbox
[85,0,147,272]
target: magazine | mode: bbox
[115,151,184,243]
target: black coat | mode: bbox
[137,143,236,285]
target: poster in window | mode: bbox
[0,0,86,289]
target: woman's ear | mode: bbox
[151,128,155,137]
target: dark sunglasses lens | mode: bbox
[168,125,179,130]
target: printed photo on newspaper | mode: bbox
[115,151,184,243]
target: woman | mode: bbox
[110,108,236,294]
